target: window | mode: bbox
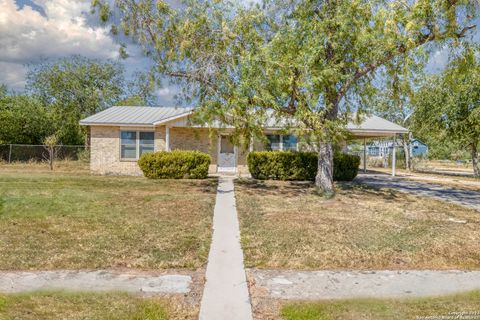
[121,131,137,160]
[266,134,297,151]
[120,131,155,160]
[266,135,281,151]
[220,135,235,154]
[283,135,298,151]
[139,132,155,156]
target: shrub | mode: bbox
[247,151,317,180]
[247,151,360,181]
[333,152,361,181]
[138,150,211,179]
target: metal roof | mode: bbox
[79,106,193,126]
[80,106,408,136]
[347,115,409,134]
[262,112,408,135]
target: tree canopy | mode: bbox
[0,55,154,146]
[25,55,155,144]
[412,46,480,175]
[93,0,478,192]
[0,94,54,145]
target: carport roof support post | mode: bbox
[392,134,396,177]
[363,138,367,173]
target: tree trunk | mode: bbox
[314,90,339,195]
[315,142,334,195]
[472,143,479,177]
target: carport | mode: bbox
[347,115,409,176]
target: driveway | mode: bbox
[356,173,480,211]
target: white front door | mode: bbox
[218,135,236,172]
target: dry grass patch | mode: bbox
[0,169,216,270]
[235,179,480,270]
[0,160,90,175]
[0,291,196,320]
[418,159,475,173]
[280,291,480,320]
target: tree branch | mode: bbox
[457,25,476,38]
[337,25,476,103]
[166,71,218,91]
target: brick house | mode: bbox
[80,106,408,176]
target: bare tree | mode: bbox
[43,134,60,171]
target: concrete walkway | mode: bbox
[250,269,480,300]
[356,173,480,211]
[199,177,253,320]
[0,270,191,296]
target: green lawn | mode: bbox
[0,164,217,270]
[235,179,480,270]
[281,291,480,320]
[0,291,174,320]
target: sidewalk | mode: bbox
[0,270,192,296]
[250,269,480,300]
[199,177,253,320]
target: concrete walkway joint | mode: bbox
[199,177,253,320]
[0,270,191,296]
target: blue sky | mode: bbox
[1,0,478,106]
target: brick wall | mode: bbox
[89,125,262,176]
[90,126,166,175]
[170,128,218,173]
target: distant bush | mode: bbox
[247,151,360,181]
[138,150,211,179]
[367,156,386,168]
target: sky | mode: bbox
[0,0,478,106]
[0,0,179,104]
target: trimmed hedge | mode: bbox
[247,151,360,181]
[247,151,317,181]
[138,150,211,179]
[333,152,361,181]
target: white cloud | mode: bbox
[426,48,450,74]
[157,87,172,97]
[0,61,27,90]
[155,85,180,106]
[0,0,119,90]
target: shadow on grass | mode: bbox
[153,177,219,195]
[235,178,313,196]
[236,177,401,201]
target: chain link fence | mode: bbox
[0,144,89,163]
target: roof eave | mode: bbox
[348,129,409,137]
[152,110,194,125]
[79,122,155,127]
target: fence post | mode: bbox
[8,144,12,163]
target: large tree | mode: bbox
[94,0,478,193]
[413,46,480,176]
[116,71,157,106]
[26,56,126,144]
[0,94,54,145]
